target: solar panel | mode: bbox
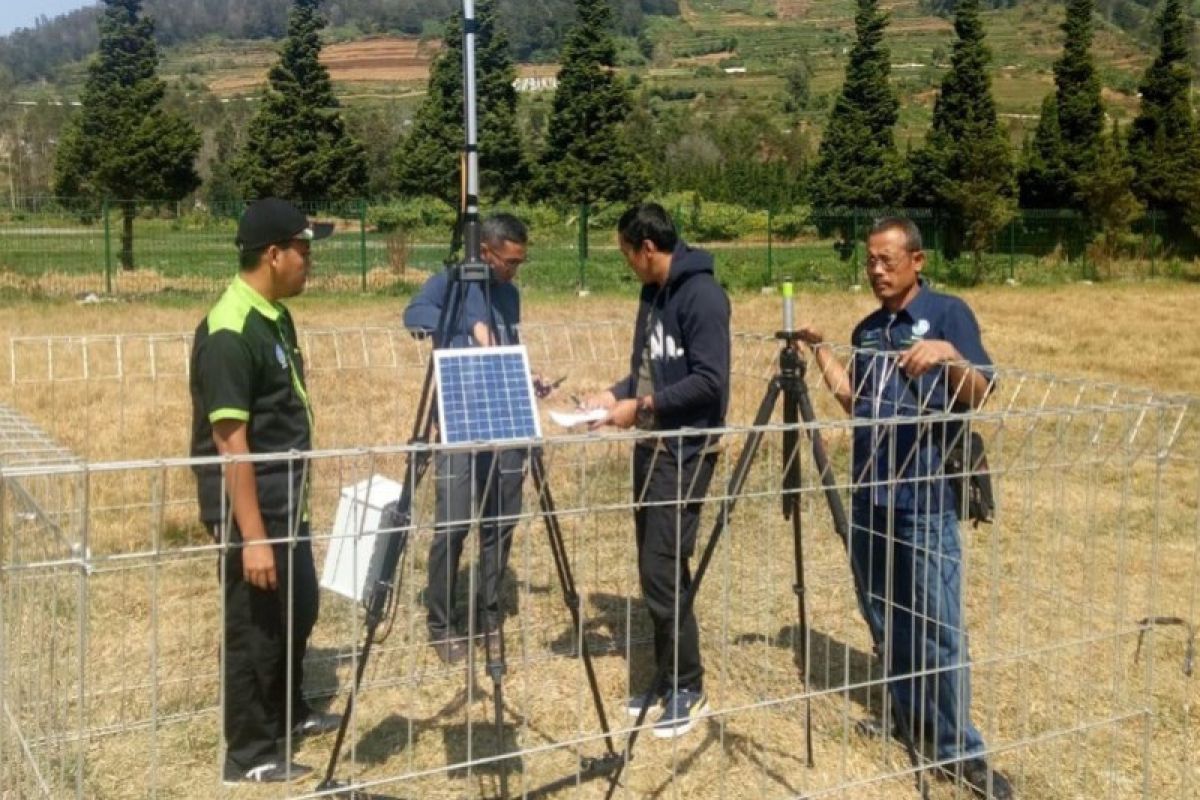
[434,345,542,445]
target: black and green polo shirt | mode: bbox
[190,276,313,525]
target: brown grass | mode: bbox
[1,284,1198,799]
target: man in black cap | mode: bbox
[190,198,339,784]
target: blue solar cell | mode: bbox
[434,346,542,444]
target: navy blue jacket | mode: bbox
[403,270,520,347]
[609,242,731,451]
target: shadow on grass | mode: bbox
[732,625,885,713]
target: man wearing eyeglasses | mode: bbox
[190,198,341,785]
[798,217,1013,799]
[403,213,530,664]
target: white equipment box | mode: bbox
[320,475,405,603]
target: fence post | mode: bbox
[102,198,112,295]
[1008,216,1016,282]
[359,199,368,293]
[850,210,859,288]
[1150,212,1157,278]
[766,206,774,287]
[577,202,589,293]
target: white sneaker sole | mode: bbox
[652,700,708,738]
[627,704,662,720]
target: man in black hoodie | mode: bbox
[585,203,731,739]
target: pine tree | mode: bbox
[205,119,242,211]
[1078,121,1142,258]
[537,0,649,206]
[1018,94,1072,208]
[906,0,1015,279]
[232,0,367,203]
[53,0,200,270]
[807,0,905,212]
[1127,0,1200,236]
[1053,0,1104,206]
[394,0,529,204]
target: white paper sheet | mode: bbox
[548,408,608,428]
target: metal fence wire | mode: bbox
[0,324,1197,799]
[0,198,1194,298]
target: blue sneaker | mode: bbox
[652,689,708,738]
[626,686,668,719]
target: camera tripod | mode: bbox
[605,320,930,800]
[314,12,619,798]
[316,260,621,800]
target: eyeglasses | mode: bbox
[865,253,914,271]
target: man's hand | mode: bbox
[580,390,623,430]
[796,325,825,347]
[897,339,960,377]
[602,398,639,430]
[472,321,495,347]
[533,374,565,399]
[242,539,277,590]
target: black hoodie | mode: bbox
[609,241,731,452]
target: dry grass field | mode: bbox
[1,282,1198,799]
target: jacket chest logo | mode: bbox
[275,343,288,370]
[650,322,685,360]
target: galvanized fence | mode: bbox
[1,323,1197,799]
[0,199,1195,299]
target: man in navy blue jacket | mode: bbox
[798,217,1013,800]
[403,213,528,664]
[586,203,730,739]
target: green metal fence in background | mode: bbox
[0,198,1194,299]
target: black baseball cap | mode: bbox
[236,197,335,253]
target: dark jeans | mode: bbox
[849,502,985,761]
[426,449,526,639]
[633,445,718,695]
[216,518,318,771]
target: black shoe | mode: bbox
[938,758,1014,800]
[652,689,708,739]
[625,686,668,719]
[222,760,312,785]
[431,637,468,665]
[291,709,341,738]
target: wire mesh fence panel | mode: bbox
[1,328,1197,799]
[2,200,1197,298]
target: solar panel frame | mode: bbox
[433,345,543,445]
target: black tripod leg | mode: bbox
[604,379,782,800]
[791,376,930,800]
[793,373,850,544]
[484,620,509,800]
[317,479,422,794]
[529,452,620,761]
[781,383,815,769]
[472,457,512,800]
[317,616,384,793]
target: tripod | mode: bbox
[605,323,930,800]
[316,11,619,797]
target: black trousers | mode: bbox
[216,518,318,771]
[426,449,526,638]
[633,444,718,694]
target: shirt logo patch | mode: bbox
[275,344,288,370]
[912,319,930,337]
